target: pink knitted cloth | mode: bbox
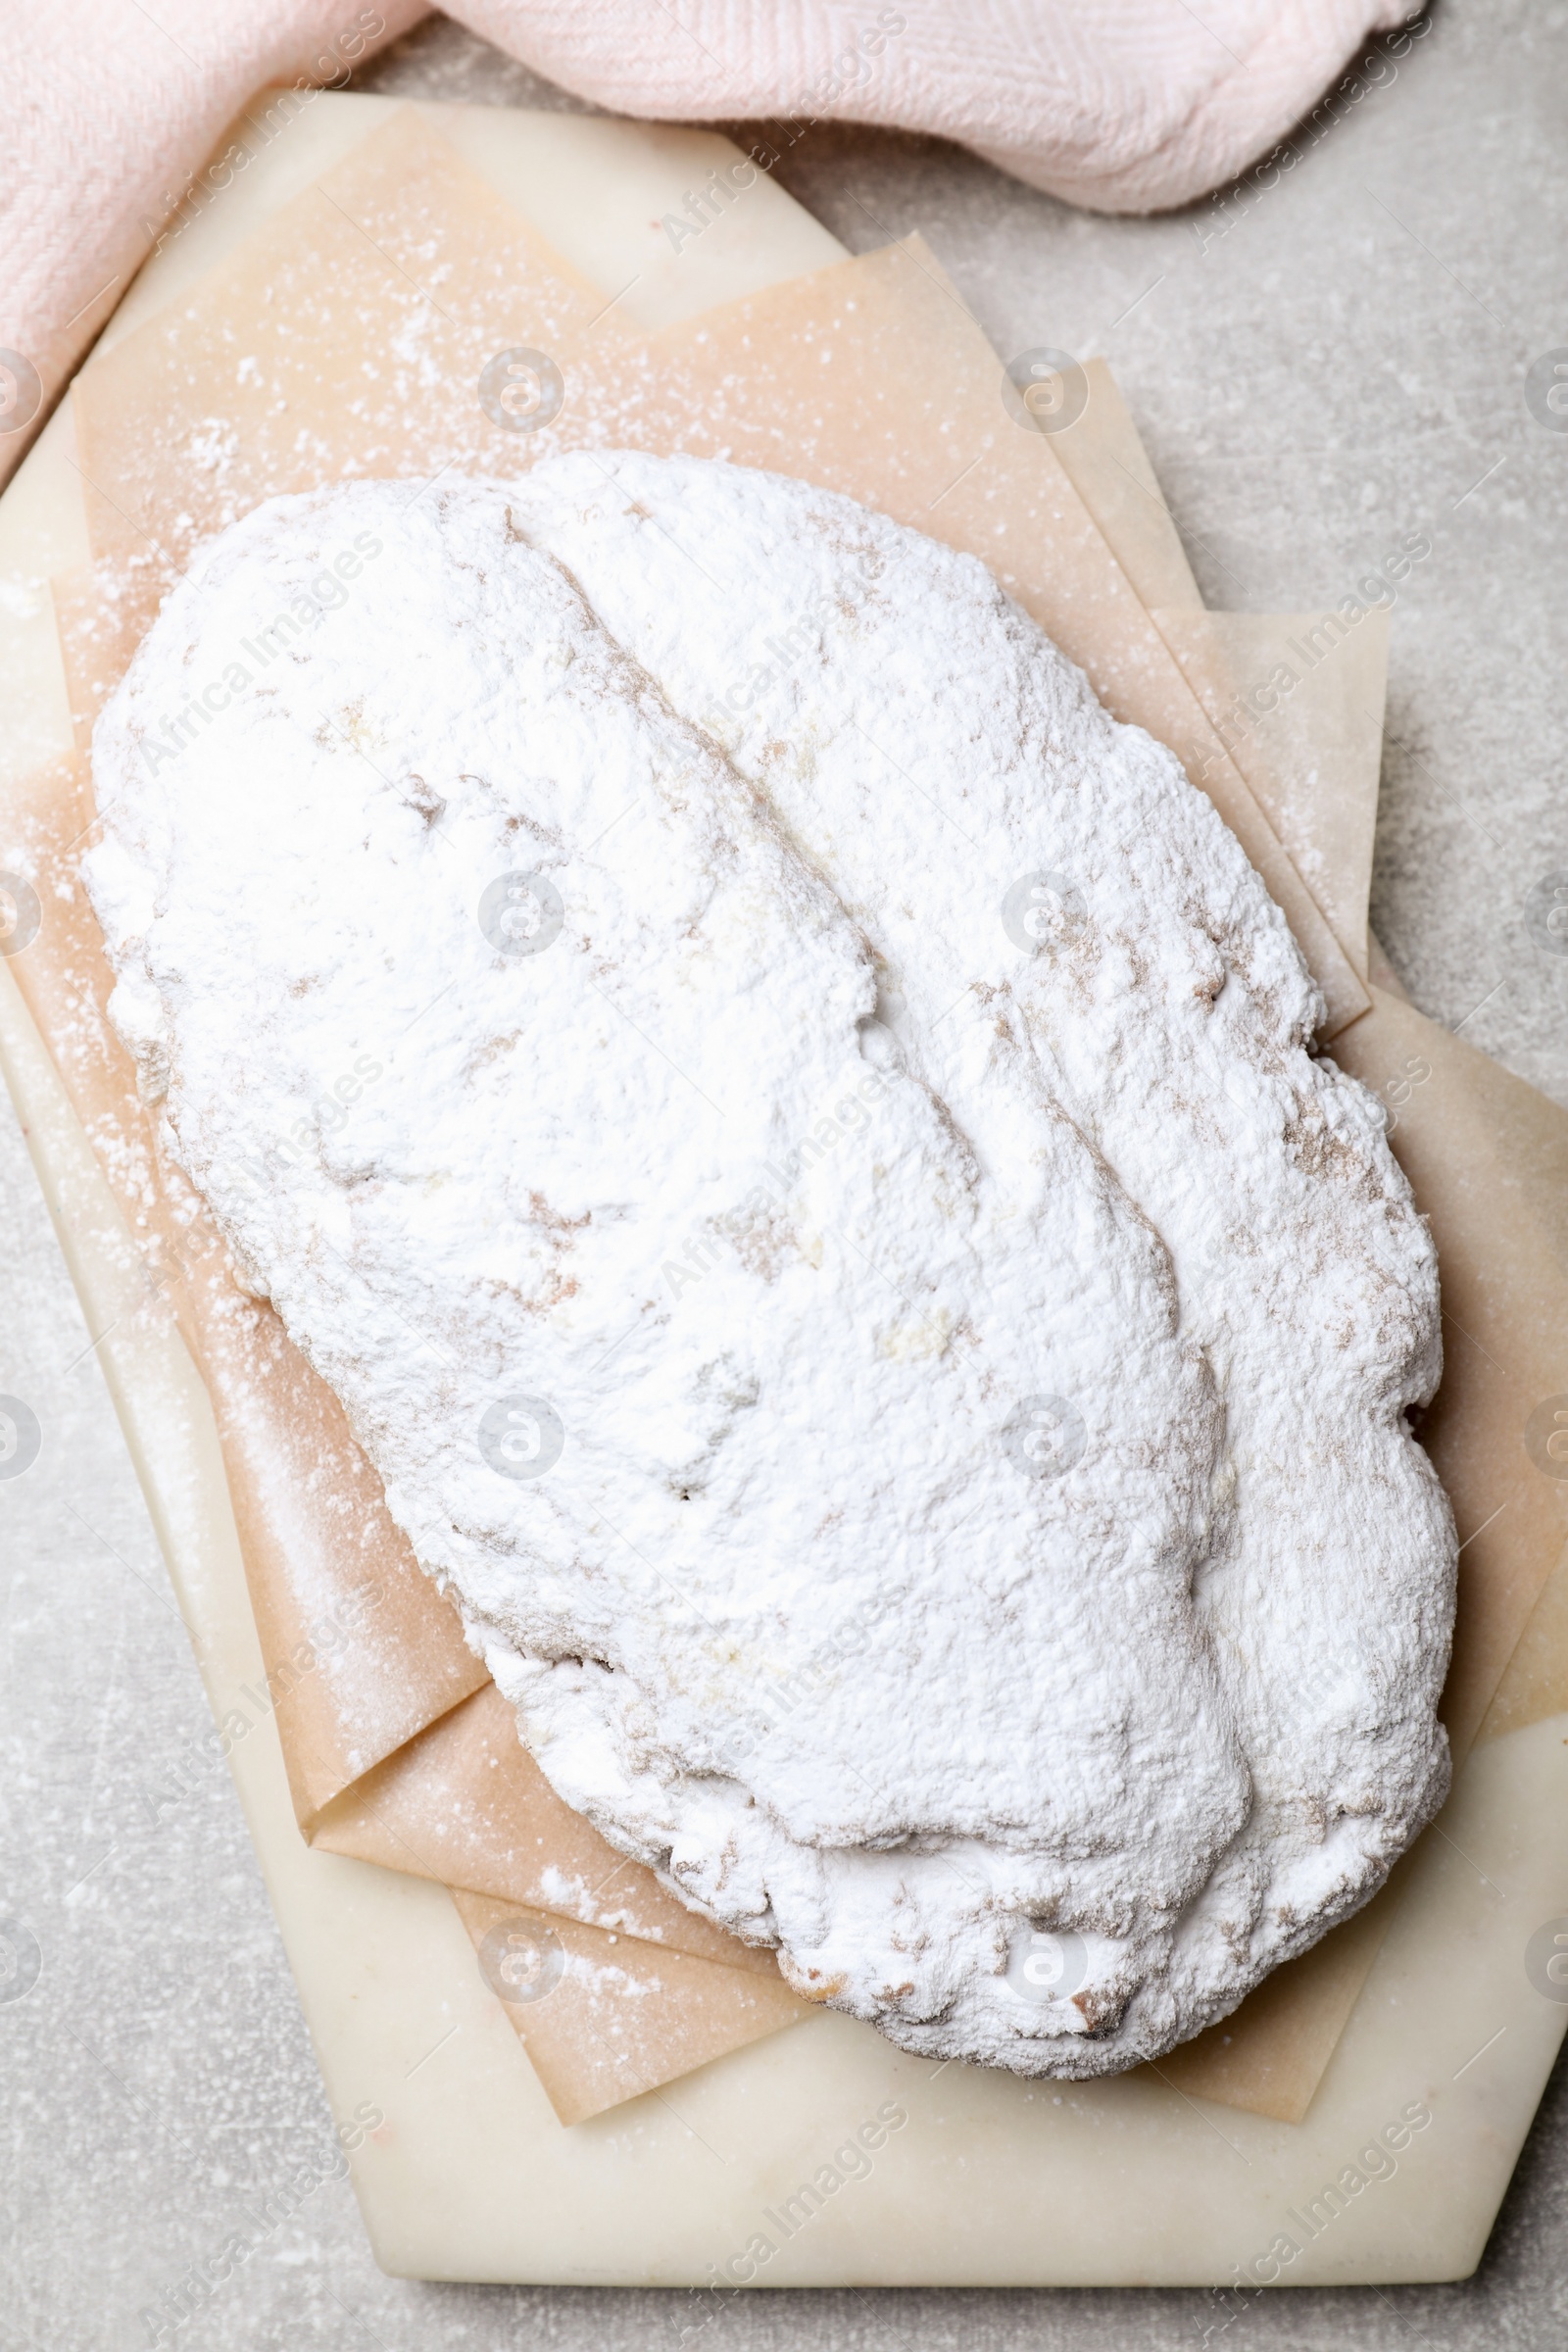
[0,1,1415,486]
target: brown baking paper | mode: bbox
[447,1888,805,2130]
[1053,359,1204,613]
[8,101,1565,2128]
[1157,609,1386,981]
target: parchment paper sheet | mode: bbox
[5,101,1565,2130]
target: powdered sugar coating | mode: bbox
[86,461,1454,2074]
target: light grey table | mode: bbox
[4,5,1567,2343]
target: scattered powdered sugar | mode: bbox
[84,460,1455,2075]
[570,1958,660,2006]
